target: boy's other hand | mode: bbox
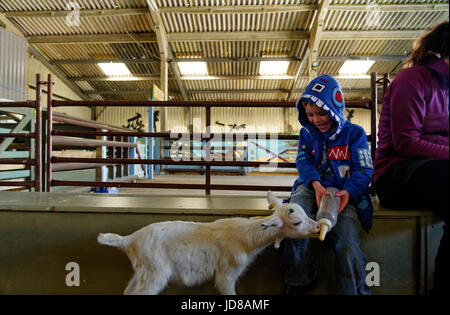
[335,190,350,213]
[312,180,329,207]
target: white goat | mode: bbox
[97,191,320,295]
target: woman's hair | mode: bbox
[404,20,449,68]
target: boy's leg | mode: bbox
[328,203,371,295]
[282,184,318,291]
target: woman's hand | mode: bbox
[335,190,350,213]
[311,180,329,207]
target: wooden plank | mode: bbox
[0,151,29,158]
[0,169,30,180]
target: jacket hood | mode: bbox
[296,74,346,140]
[425,55,449,87]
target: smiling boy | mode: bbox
[282,74,374,295]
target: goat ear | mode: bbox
[262,217,283,230]
[267,191,282,209]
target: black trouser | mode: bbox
[375,159,448,295]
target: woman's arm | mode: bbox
[389,71,449,159]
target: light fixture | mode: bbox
[146,0,159,11]
[338,60,375,75]
[259,61,290,75]
[178,61,208,75]
[98,63,132,76]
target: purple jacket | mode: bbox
[374,56,449,183]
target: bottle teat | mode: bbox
[318,218,332,241]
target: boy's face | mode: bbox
[304,101,335,133]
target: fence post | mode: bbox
[46,74,54,192]
[370,72,377,164]
[205,106,211,195]
[34,74,42,192]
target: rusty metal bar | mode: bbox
[53,100,296,108]
[52,99,371,109]
[163,145,248,150]
[52,136,138,148]
[53,130,300,139]
[53,112,130,132]
[0,133,36,138]
[52,163,106,172]
[51,180,293,191]
[35,74,42,192]
[0,158,36,165]
[51,156,295,168]
[46,74,53,192]
[0,101,36,108]
[44,78,376,194]
[0,181,35,187]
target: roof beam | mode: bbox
[4,4,447,19]
[331,4,449,12]
[28,33,157,44]
[167,31,309,42]
[318,55,406,62]
[146,2,188,101]
[84,88,375,95]
[51,57,302,64]
[188,88,375,94]
[51,58,160,65]
[69,75,297,81]
[70,74,378,82]
[158,3,448,13]
[321,30,422,40]
[28,29,424,44]
[287,47,309,101]
[158,4,316,14]
[147,5,170,100]
[51,55,404,65]
[70,76,161,81]
[28,46,89,101]
[4,8,148,18]
[309,0,330,80]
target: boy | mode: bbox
[282,74,374,295]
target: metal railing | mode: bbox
[0,74,44,191]
[45,72,380,194]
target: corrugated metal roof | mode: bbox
[0,0,448,102]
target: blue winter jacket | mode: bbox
[291,75,374,231]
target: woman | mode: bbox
[374,20,449,295]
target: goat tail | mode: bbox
[97,233,126,248]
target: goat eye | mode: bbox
[288,209,294,215]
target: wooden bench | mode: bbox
[0,191,443,295]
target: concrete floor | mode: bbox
[117,173,297,197]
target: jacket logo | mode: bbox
[311,83,325,93]
[327,145,350,160]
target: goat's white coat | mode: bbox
[98,191,320,295]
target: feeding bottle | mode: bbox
[316,187,340,241]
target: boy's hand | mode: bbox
[311,180,329,207]
[335,190,350,213]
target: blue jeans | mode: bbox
[282,184,371,295]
